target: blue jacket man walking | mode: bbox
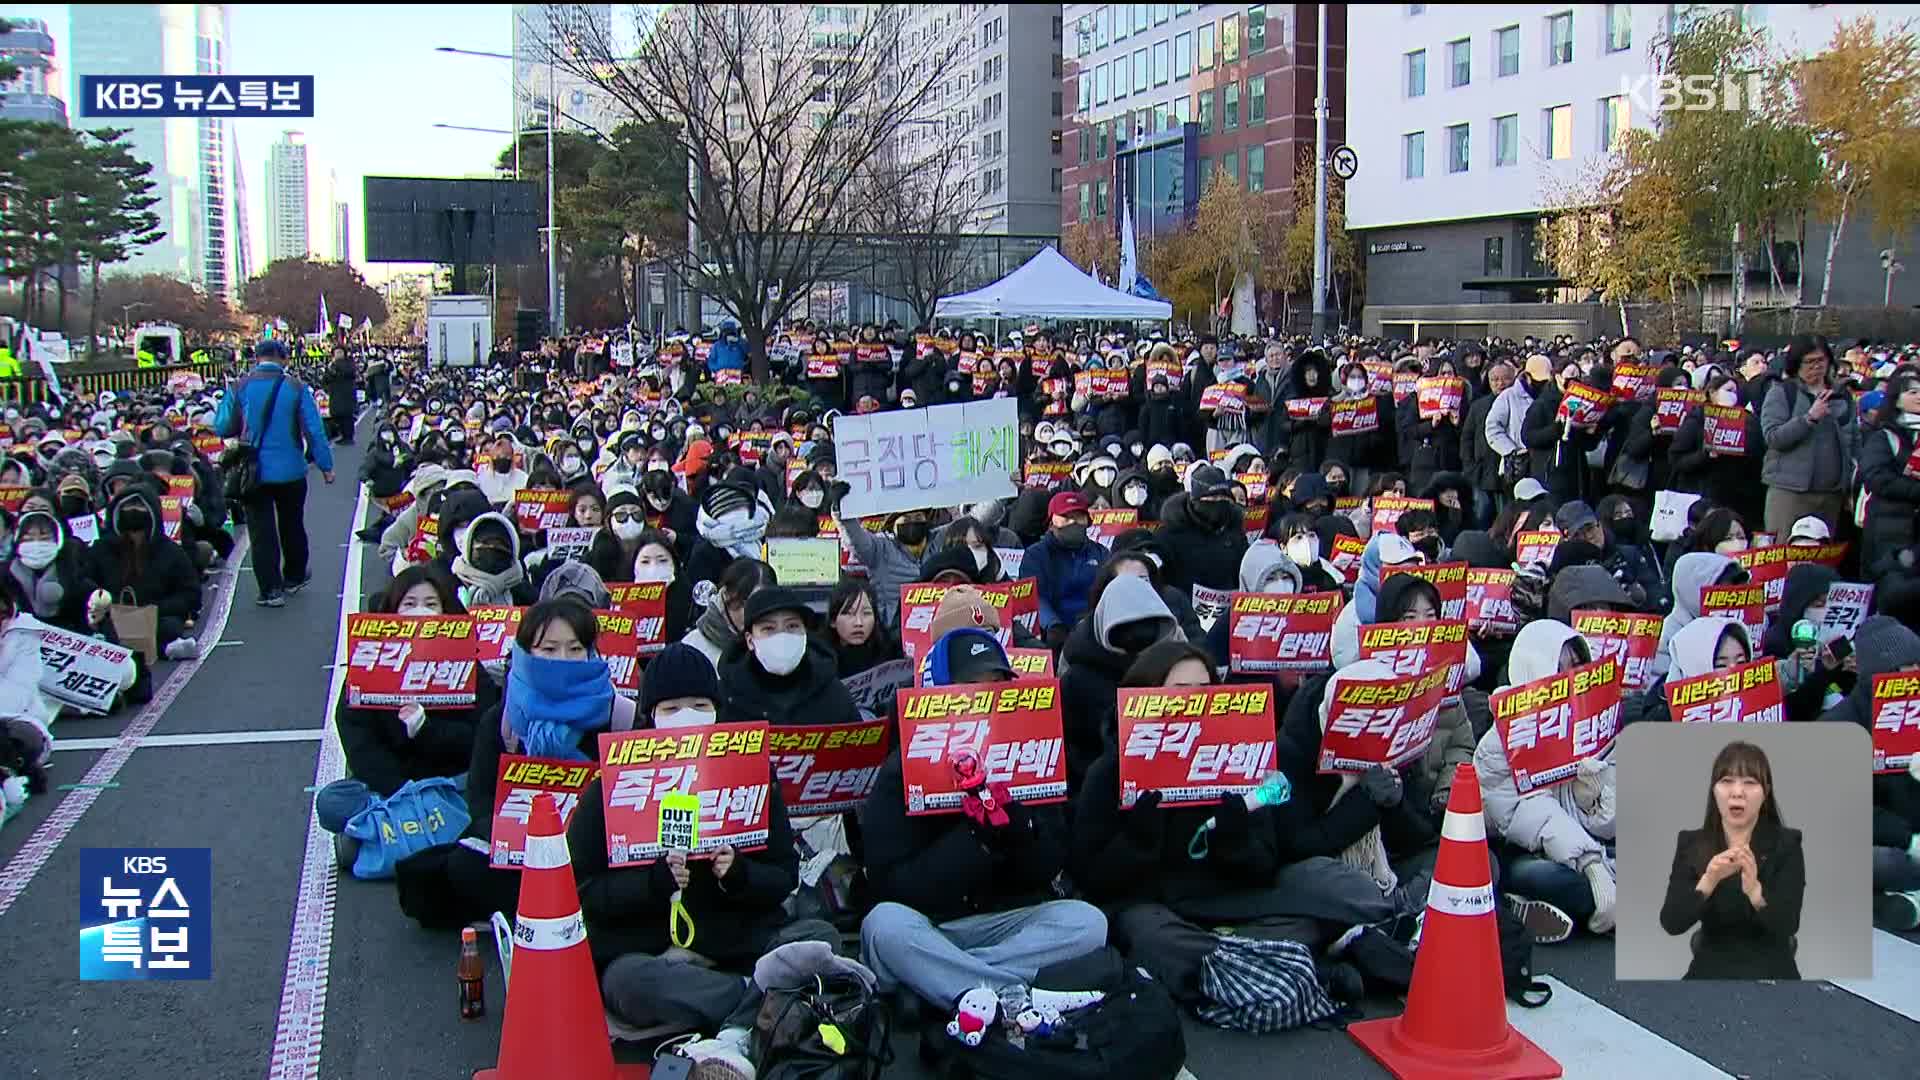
[214,340,335,606]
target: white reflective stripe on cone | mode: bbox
[1439,809,1486,844]
[523,832,569,870]
[514,911,587,952]
[1425,879,1495,917]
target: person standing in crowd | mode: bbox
[326,345,358,447]
[1760,335,1854,537]
[214,339,335,608]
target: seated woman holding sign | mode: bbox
[6,510,104,634]
[1472,620,1617,945]
[1061,572,1185,791]
[447,511,534,608]
[87,488,203,660]
[1655,552,1749,681]
[1631,617,1756,726]
[569,642,837,1071]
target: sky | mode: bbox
[15,3,527,284]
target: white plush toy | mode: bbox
[1,774,28,825]
[946,987,998,1048]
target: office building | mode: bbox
[67,3,237,297]
[335,200,351,264]
[1344,3,1913,336]
[512,4,619,138]
[265,131,310,265]
[0,16,67,125]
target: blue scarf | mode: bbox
[504,643,614,762]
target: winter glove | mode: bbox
[1572,755,1608,813]
[1583,860,1617,934]
[1123,789,1165,851]
[1360,765,1403,809]
[399,703,427,740]
[1211,790,1251,847]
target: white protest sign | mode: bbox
[543,526,596,563]
[67,514,99,545]
[842,658,914,720]
[833,398,1018,518]
[611,341,634,367]
[995,547,1025,578]
[36,625,132,715]
[1822,582,1873,638]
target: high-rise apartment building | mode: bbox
[265,131,310,265]
[512,4,620,138]
[0,17,68,125]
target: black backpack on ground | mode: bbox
[917,947,1186,1080]
[754,969,892,1080]
[1495,898,1554,1008]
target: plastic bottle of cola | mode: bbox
[459,926,486,1019]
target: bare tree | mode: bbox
[858,129,988,327]
[547,4,960,380]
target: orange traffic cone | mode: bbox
[476,793,649,1080]
[1348,762,1562,1079]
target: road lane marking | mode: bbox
[1832,930,1920,1024]
[1505,976,1735,1079]
[54,729,326,752]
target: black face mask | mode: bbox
[1611,518,1640,543]
[59,494,90,518]
[472,547,515,575]
[895,522,929,546]
[1325,478,1349,496]
[118,511,151,536]
[1413,536,1443,562]
[1191,498,1235,529]
[1108,619,1163,654]
[492,456,514,473]
[1054,523,1089,548]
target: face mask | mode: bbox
[753,630,808,676]
[1130,443,1145,458]
[1714,387,1739,407]
[1286,535,1319,567]
[647,459,670,473]
[1108,620,1163,654]
[1325,477,1348,496]
[17,540,58,570]
[1054,523,1089,548]
[492,456,514,473]
[1092,468,1117,488]
[1413,536,1443,562]
[634,560,674,584]
[612,518,645,541]
[654,705,714,730]
[1347,377,1368,394]
[1715,538,1748,556]
[118,511,151,536]
[1612,517,1640,543]
[969,546,990,571]
[1122,484,1148,507]
[472,547,515,575]
[58,494,90,518]
[562,456,583,474]
[1801,606,1828,629]
[895,521,928,546]
[381,431,396,444]
[799,488,825,509]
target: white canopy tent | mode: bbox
[934,245,1172,321]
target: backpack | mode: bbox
[1495,898,1553,1008]
[917,947,1186,1080]
[754,970,892,1080]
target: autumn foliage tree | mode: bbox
[240,258,387,334]
[95,273,241,338]
[1059,219,1120,283]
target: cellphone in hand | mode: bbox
[1827,637,1853,663]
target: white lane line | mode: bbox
[0,535,250,919]
[265,482,364,1080]
[54,729,325,752]
[1832,930,1920,1023]
[1505,976,1735,1079]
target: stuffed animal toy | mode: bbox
[946,986,998,1047]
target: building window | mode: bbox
[1113,3,1127,42]
[1175,31,1192,78]
[1155,3,1172,25]
[1497,25,1520,77]
[1484,236,1505,275]
[1494,113,1518,166]
[1153,40,1169,84]
[1248,6,1267,53]
[1408,3,1426,13]
[1602,94,1630,150]
[1549,12,1574,66]
[1447,123,1470,173]
[1199,23,1215,69]
[1200,156,1214,189]
[1079,126,1093,163]
[1248,144,1265,190]
[1096,63,1109,104]
[1096,179,1109,216]
[1406,50,1426,97]
[1079,184,1091,222]
[1115,53,1129,98]
[1053,90,1064,117]
[1096,120,1110,159]
[1135,5,1148,34]
[1174,95,1191,125]
[1096,5,1109,48]
[1079,73,1093,112]
[1448,38,1471,87]
[1199,89,1215,134]
[1546,104,1573,159]
[1222,14,1241,62]
[1223,151,1238,183]
[1404,131,1426,178]
[1250,76,1266,124]
[1225,82,1241,129]
[1606,4,1632,51]
[1051,167,1063,193]
[1134,48,1149,93]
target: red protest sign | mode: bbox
[1654,387,1704,434]
[1368,496,1434,537]
[599,722,772,865]
[1285,397,1327,420]
[1363,359,1395,395]
[1514,528,1561,567]
[1782,541,1848,571]
[805,354,841,380]
[1380,561,1469,621]
[406,516,438,564]
[769,720,890,815]
[1701,583,1767,648]
[471,605,524,666]
[1871,673,1920,774]
[713,368,744,388]
[1227,592,1343,674]
[165,475,195,498]
[607,582,670,655]
[1416,376,1466,421]
[1242,505,1270,544]
[1492,657,1623,795]
[510,489,574,533]
[1235,472,1269,504]
[1022,460,1073,491]
[1666,659,1786,724]
[1007,648,1055,678]
[344,614,479,709]
[1464,568,1519,634]
[1148,356,1184,388]
[490,756,596,869]
[1319,666,1451,774]
[1556,382,1612,426]
[1734,545,1792,614]
[1570,609,1664,693]
[192,433,226,456]
[1086,508,1139,548]
[1702,405,1748,455]
[1199,382,1247,415]
[1392,369,1420,405]
[898,580,1035,662]
[1610,363,1660,402]
[1358,619,1472,706]
[1330,534,1368,584]
[1116,686,1277,806]
[897,679,1067,814]
[159,494,186,541]
[594,610,643,698]
[1331,397,1380,437]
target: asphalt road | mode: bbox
[3,437,1918,1080]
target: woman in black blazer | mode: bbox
[1660,740,1805,980]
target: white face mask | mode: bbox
[654,704,715,730]
[1122,485,1148,507]
[1714,386,1740,407]
[451,525,472,554]
[17,540,58,570]
[646,460,670,473]
[1093,468,1116,488]
[1714,538,1748,556]
[799,488,825,509]
[753,630,808,676]
[970,546,990,571]
[1347,377,1368,394]
[634,560,674,584]
[1801,606,1828,628]
[1130,443,1145,458]
[1286,535,1319,567]
[612,518,645,541]
[562,455,583,473]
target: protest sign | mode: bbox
[1464,568,1519,634]
[898,581,1031,662]
[1556,382,1613,426]
[1570,609,1664,693]
[1116,686,1277,806]
[1492,657,1623,795]
[1191,584,1232,633]
[159,495,185,541]
[406,516,438,563]
[490,756,595,869]
[344,614,478,709]
[1329,533,1368,584]
[898,679,1068,814]
[600,723,772,865]
[1380,561,1468,620]
[1330,397,1380,437]
[834,398,1018,518]
[605,582,670,655]
[1234,472,1269,504]
[1286,397,1327,420]
[193,432,226,456]
[1368,496,1434,537]
[542,525,596,563]
[1022,460,1073,491]
[770,721,891,816]
[470,605,524,667]
[1392,369,1420,405]
[165,476,195,498]
[995,546,1025,577]
[1823,582,1874,637]
[1007,648,1055,678]
[1701,583,1767,646]
[1870,673,1920,774]
[842,658,913,719]
[1702,405,1748,454]
[1514,529,1561,568]
[594,610,644,696]
[510,489,574,533]
[36,626,135,715]
[1226,592,1342,674]
[1415,376,1467,421]
[1318,666,1450,774]
[765,537,839,585]
[1242,506,1270,544]
[1199,382,1247,416]
[1667,659,1786,724]
[1654,387,1704,434]
[1734,545,1791,613]
[1783,541,1849,571]
[1363,359,1394,395]
[1086,508,1139,548]
[1611,362,1660,402]
[1357,619,1472,707]
[66,514,99,545]
[1148,356,1184,388]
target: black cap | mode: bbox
[945,629,1016,684]
[743,587,814,631]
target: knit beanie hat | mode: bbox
[638,642,721,722]
[926,585,1002,642]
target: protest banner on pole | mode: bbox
[834,398,1018,518]
[897,679,1067,814]
[600,723,772,865]
[344,614,479,708]
[490,756,596,869]
[1318,666,1450,774]
[1116,686,1277,806]
[1464,568,1519,634]
[1226,592,1342,674]
[769,721,891,816]
[1357,619,1471,706]
[1492,657,1622,795]
[1570,609,1664,693]
[1871,672,1920,774]
[1666,659,1786,724]
[1380,561,1469,620]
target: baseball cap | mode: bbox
[1512,478,1549,502]
[1553,500,1600,536]
[1789,515,1832,543]
[944,629,1016,684]
[1188,463,1233,499]
[1048,491,1091,518]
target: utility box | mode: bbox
[427,294,492,368]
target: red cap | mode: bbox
[1048,491,1090,518]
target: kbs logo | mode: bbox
[80,76,314,117]
[79,848,212,980]
[1618,72,1768,115]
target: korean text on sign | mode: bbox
[1570,609,1664,693]
[37,626,135,715]
[1381,561,1469,621]
[79,847,211,980]
[834,398,1019,518]
[471,605,525,666]
[1319,666,1450,774]
[897,679,1068,815]
[1464,568,1518,634]
[490,756,596,869]
[1116,686,1277,805]
[594,610,644,697]
[1654,387,1704,434]
[1368,497,1434,538]
[599,722,773,865]
[343,614,478,709]
[1357,619,1471,706]
[769,720,891,816]
[1734,545,1792,613]
[1330,397,1379,437]
[1226,592,1342,674]
[1702,405,1748,455]
[511,489,575,533]
[1701,584,1768,646]
[1870,673,1920,774]
[1492,657,1622,795]
[1666,659,1785,725]
[606,583,670,656]
[1514,529,1561,568]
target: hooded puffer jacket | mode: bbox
[1152,492,1249,599]
[1473,620,1616,872]
[88,487,202,631]
[1331,533,1422,668]
[1655,552,1739,679]
[451,512,534,607]
[1818,617,1920,855]
[1632,617,1753,726]
[1060,575,1181,787]
[1204,542,1304,667]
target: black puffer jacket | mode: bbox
[716,639,860,729]
[1152,492,1248,593]
[87,488,202,624]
